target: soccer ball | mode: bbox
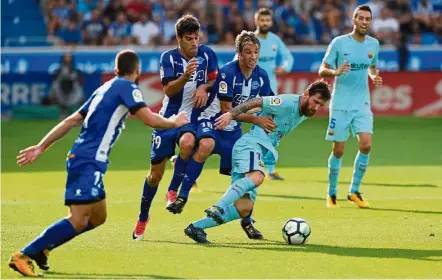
[282,218,311,245]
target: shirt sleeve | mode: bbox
[323,37,339,69]
[276,36,294,72]
[215,68,234,102]
[261,94,295,116]
[78,93,95,117]
[120,84,148,114]
[371,40,380,66]
[206,47,219,74]
[259,69,274,97]
[159,52,176,86]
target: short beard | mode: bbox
[259,27,270,34]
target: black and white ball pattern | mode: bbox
[282,218,311,245]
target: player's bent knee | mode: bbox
[90,213,107,227]
[68,213,91,232]
[147,171,163,186]
[359,143,371,154]
[197,138,215,158]
[247,171,265,186]
[332,142,345,158]
[179,133,196,154]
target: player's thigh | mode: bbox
[351,109,373,136]
[177,123,197,152]
[150,128,176,165]
[89,199,107,227]
[326,110,351,142]
[231,140,266,185]
[195,120,217,160]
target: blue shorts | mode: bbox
[326,109,373,142]
[65,157,106,206]
[150,123,196,164]
[196,120,241,175]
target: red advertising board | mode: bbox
[103,72,442,116]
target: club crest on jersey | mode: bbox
[328,130,334,136]
[272,45,277,51]
[221,73,226,79]
[368,51,373,59]
[219,81,228,94]
[252,80,260,90]
[195,56,205,64]
[132,89,144,103]
[270,97,282,106]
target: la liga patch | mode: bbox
[270,97,282,106]
[219,81,227,94]
[132,89,144,103]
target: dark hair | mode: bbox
[255,7,272,19]
[175,14,200,38]
[306,80,331,101]
[115,49,140,76]
[235,30,261,53]
[353,5,372,18]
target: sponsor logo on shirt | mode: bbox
[219,81,227,94]
[132,89,144,103]
[270,97,282,106]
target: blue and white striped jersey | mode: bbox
[159,44,218,123]
[68,77,146,172]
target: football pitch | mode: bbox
[2,117,442,278]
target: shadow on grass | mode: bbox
[45,271,183,279]
[310,180,439,188]
[147,239,442,262]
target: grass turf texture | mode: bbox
[2,117,442,278]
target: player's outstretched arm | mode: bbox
[17,112,85,166]
[215,98,265,130]
[135,107,188,129]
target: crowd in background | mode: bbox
[41,0,442,46]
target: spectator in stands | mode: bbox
[76,0,99,21]
[162,8,178,45]
[132,11,160,45]
[45,53,84,118]
[104,12,132,45]
[82,8,106,45]
[103,0,125,23]
[125,0,151,23]
[372,8,399,45]
[366,0,384,19]
[56,19,83,46]
[413,0,434,33]
[48,0,72,35]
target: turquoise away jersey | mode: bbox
[241,94,308,162]
[323,34,380,110]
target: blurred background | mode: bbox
[1,0,442,119]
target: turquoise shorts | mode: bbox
[326,109,373,142]
[230,138,267,202]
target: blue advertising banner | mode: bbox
[1,72,101,114]
[1,47,441,75]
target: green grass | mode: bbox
[2,117,442,278]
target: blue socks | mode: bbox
[328,153,342,196]
[179,158,204,198]
[193,205,241,229]
[138,179,158,222]
[216,177,256,208]
[349,152,370,194]
[168,155,188,192]
[22,219,77,257]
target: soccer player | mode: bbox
[184,80,331,243]
[165,31,276,219]
[318,5,383,209]
[8,50,188,277]
[254,7,294,181]
[132,15,218,240]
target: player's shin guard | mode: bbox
[349,152,370,193]
[328,153,342,196]
[179,157,205,198]
[168,155,189,192]
[216,177,256,208]
[138,179,158,222]
[22,219,77,258]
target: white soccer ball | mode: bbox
[282,218,311,245]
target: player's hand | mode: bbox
[255,116,277,133]
[17,145,44,166]
[170,112,189,128]
[372,70,382,87]
[192,85,209,108]
[183,58,198,81]
[274,66,287,76]
[335,60,350,76]
[215,112,233,130]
